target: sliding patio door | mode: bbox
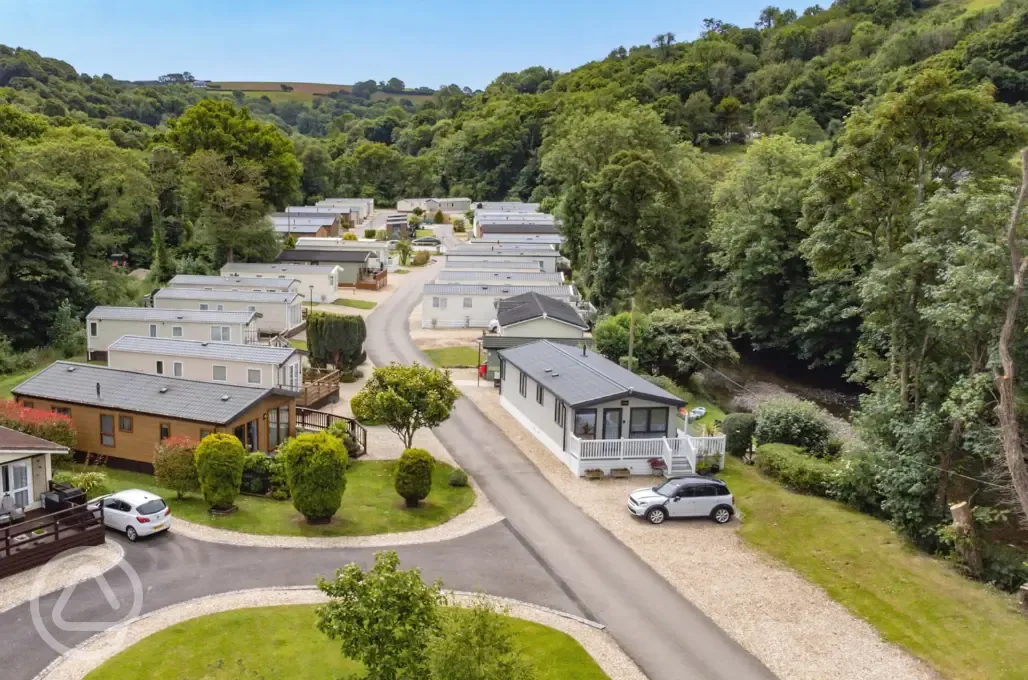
[1,461,31,508]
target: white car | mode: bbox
[90,489,172,541]
[627,476,735,525]
[688,406,707,420]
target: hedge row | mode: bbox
[755,444,837,496]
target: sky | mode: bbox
[1,0,810,90]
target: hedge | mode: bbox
[278,432,349,523]
[0,400,77,449]
[194,433,245,510]
[395,448,434,507]
[722,413,756,456]
[755,444,837,496]
[754,398,832,455]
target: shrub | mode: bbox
[0,335,37,374]
[194,433,246,511]
[52,470,109,499]
[825,438,844,458]
[153,436,199,499]
[327,420,364,458]
[756,444,836,496]
[433,209,445,224]
[448,468,468,487]
[395,448,434,507]
[981,542,1028,593]
[722,413,756,456]
[279,432,348,523]
[828,450,884,514]
[429,596,534,680]
[241,452,273,495]
[375,228,388,240]
[755,399,832,455]
[412,250,431,266]
[0,399,78,449]
[364,228,377,239]
[342,232,358,241]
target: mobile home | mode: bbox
[421,284,576,328]
[435,270,564,286]
[219,263,343,303]
[168,275,299,293]
[86,307,259,361]
[152,289,303,335]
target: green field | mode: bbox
[85,605,609,680]
[331,298,377,310]
[101,462,474,538]
[424,346,481,368]
[722,458,1028,680]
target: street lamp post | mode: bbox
[308,284,314,317]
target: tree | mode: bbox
[316,551,443,680]
[395,448,434,508]
[433,209,445,224]
[429,597,535,680]
[681,91,717,143]
[149,214,175,284]
[350,364,460,448]
[785,111,826,144]
[643,308,739,385]
[278,432,348,523]
[153,437,199,499]
[722,413,756,456]
[593,311,649,367]
[307,311,367,371]
[385,77,405,92]
[194,433,245,511]
[395,240,413,265]
[283,233,297,249]
[0,190,84,350]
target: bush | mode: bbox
[981,542,1028,593]
[395,448,434,507]
[364,228,376,239]
[342,232,358,241]
[0,399,77,448]
[828,451,884,514]
[755,399,832,455]
[326,421,364,458]
[52,470,109,499]
[756,444,837,496]
[0,335,37,374]
[194,433,246,511]
[153,436,199,499]
[375,229,388,240]
[448,468,468,487]
[412,250,431,266]
[241,452,273,495]
[278,432,348,523]
[722,413,756,456]
[433,209,445,224]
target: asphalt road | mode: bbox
[366,263,777,680]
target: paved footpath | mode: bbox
[367,263,776,680]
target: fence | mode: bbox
[0,504,106,579]
[296,407,368,455]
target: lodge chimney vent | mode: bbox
[96,382,101,399]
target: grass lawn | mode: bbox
[85,605,609,680]
[101,460,474,538]
[288,339,307,351]
[415,228,434,238]
[331,298,377,310]
[721,458,1028,680]
[424,346,480,368]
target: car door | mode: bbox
[692,485,720,516]
[668,486,698,517]
[102,498,125,530]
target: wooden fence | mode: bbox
[296,407,368,455]
[0,504,106,579]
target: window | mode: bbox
[155,360,164,375]
[216,304,225,311]
[554,399,566,428]
[247,305,256,312]
[629,407,669,439]
[173,361,183,377]
[518,370,528,397]
[211,326,230,342]
[213,365,227,381]
[199,303,209,311]
[159,423,171,440]
[200,429,212,439]
[573,409,597,440]
[149,324,158,338]
[172,326,183,337]
[247,368,262,384]
[100,414,115,447]
[118,415,133,432]
[89,322,98,337]
[21,401,33,409]
[1,461,31,508]
[52,406,71,417]
[536,383,545,405]
[269,405,289,449]
[463,297,473,308]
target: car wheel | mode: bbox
[646,507,668,525]
[711,506,733,524]
[125,526,138,542]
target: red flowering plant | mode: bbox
[0,400,77,449]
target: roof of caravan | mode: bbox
[86,306,257,324]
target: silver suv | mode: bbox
[628,476,735,525]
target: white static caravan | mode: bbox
[317,198,374,222]
[397,197,472,213]
[472,234,564,246]
[294,238,391,270]
[86,307,259,361]
[219,263,343,304]
[435,270,564,286]
[472,202,540,213]
[168,275,299,294]
[107,336,302,392]
[445,248,561,273]
[421,284,576,329]
[442,259,541,272]
[152,289,302,335]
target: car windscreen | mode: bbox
[654,480,684,497]
[136,499,167,515]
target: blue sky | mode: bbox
[1,0,809,89]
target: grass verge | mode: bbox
[101,460,474,537]
[84,605,609,680]
[415,228,434,238]
[424,346,480,368]
[721,457,1028,680]
[331,298,377,310]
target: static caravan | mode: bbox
[86,307,259,361]
[168,275,299,294]
[270,215,337,238]
[317,198,374,222]
[442,259,541,272]
[445,248,561,273]
[219,263,343,303]
[152,289,302,335]
[421,284,576,328]
[472,234,564,246]
[397,197,472,212]
[293,238,391,270]
[285,206,359,227]
[107,336,302,392]
[472,202,540,213]
[435,270,564,286]
[277,249,372,285]
[0,426,69,513]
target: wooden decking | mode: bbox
[0,504,106,579]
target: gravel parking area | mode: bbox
[461,382,938,680]
[32,587,642,680]
[0,543,124,615]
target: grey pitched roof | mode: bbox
[475,234,564,244]
[424,284,574,298]
[86,306,257,324]
[479,223,558,234]
[386,214,408,223]
[220,263,342,275]
[108,336,296,364]
[496,292,588,330]
[0,426,69,454]
[481,335,592,350]
[499,341,685,409]
[443,260,539,270]
[436,270,563,284]
[12,362,275,424]
[447,248,558,258]
[169,275,297,291]
[270,214,336,225]
[153,289,300,304]
[272,223,325,234]
[278,249,371,264]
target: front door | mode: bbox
[602,408,622,440]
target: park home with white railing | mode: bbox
[168,275,299,294]
[219,263,343,303]
[152,289,302,335]
[86,307,259,360]
[498,341,725,478]
[421,284,576,328]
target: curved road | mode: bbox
[367,257,775,680]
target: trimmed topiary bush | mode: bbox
[722,413,756,457]
[342,232,358,241]
[194,433,246,511]
[754,399,832,456]
[395,448,434,508]
[448,468,468,487]
[364,228,376,239]
[756,444,836,496]
[278,432,349,523]
[153,436,199,499]
[412,250,431,266]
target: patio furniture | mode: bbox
[0,494,25,522]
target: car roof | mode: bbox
[110,489,164,506]
[667,476,726,486]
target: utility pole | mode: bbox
[627,296,635,369]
